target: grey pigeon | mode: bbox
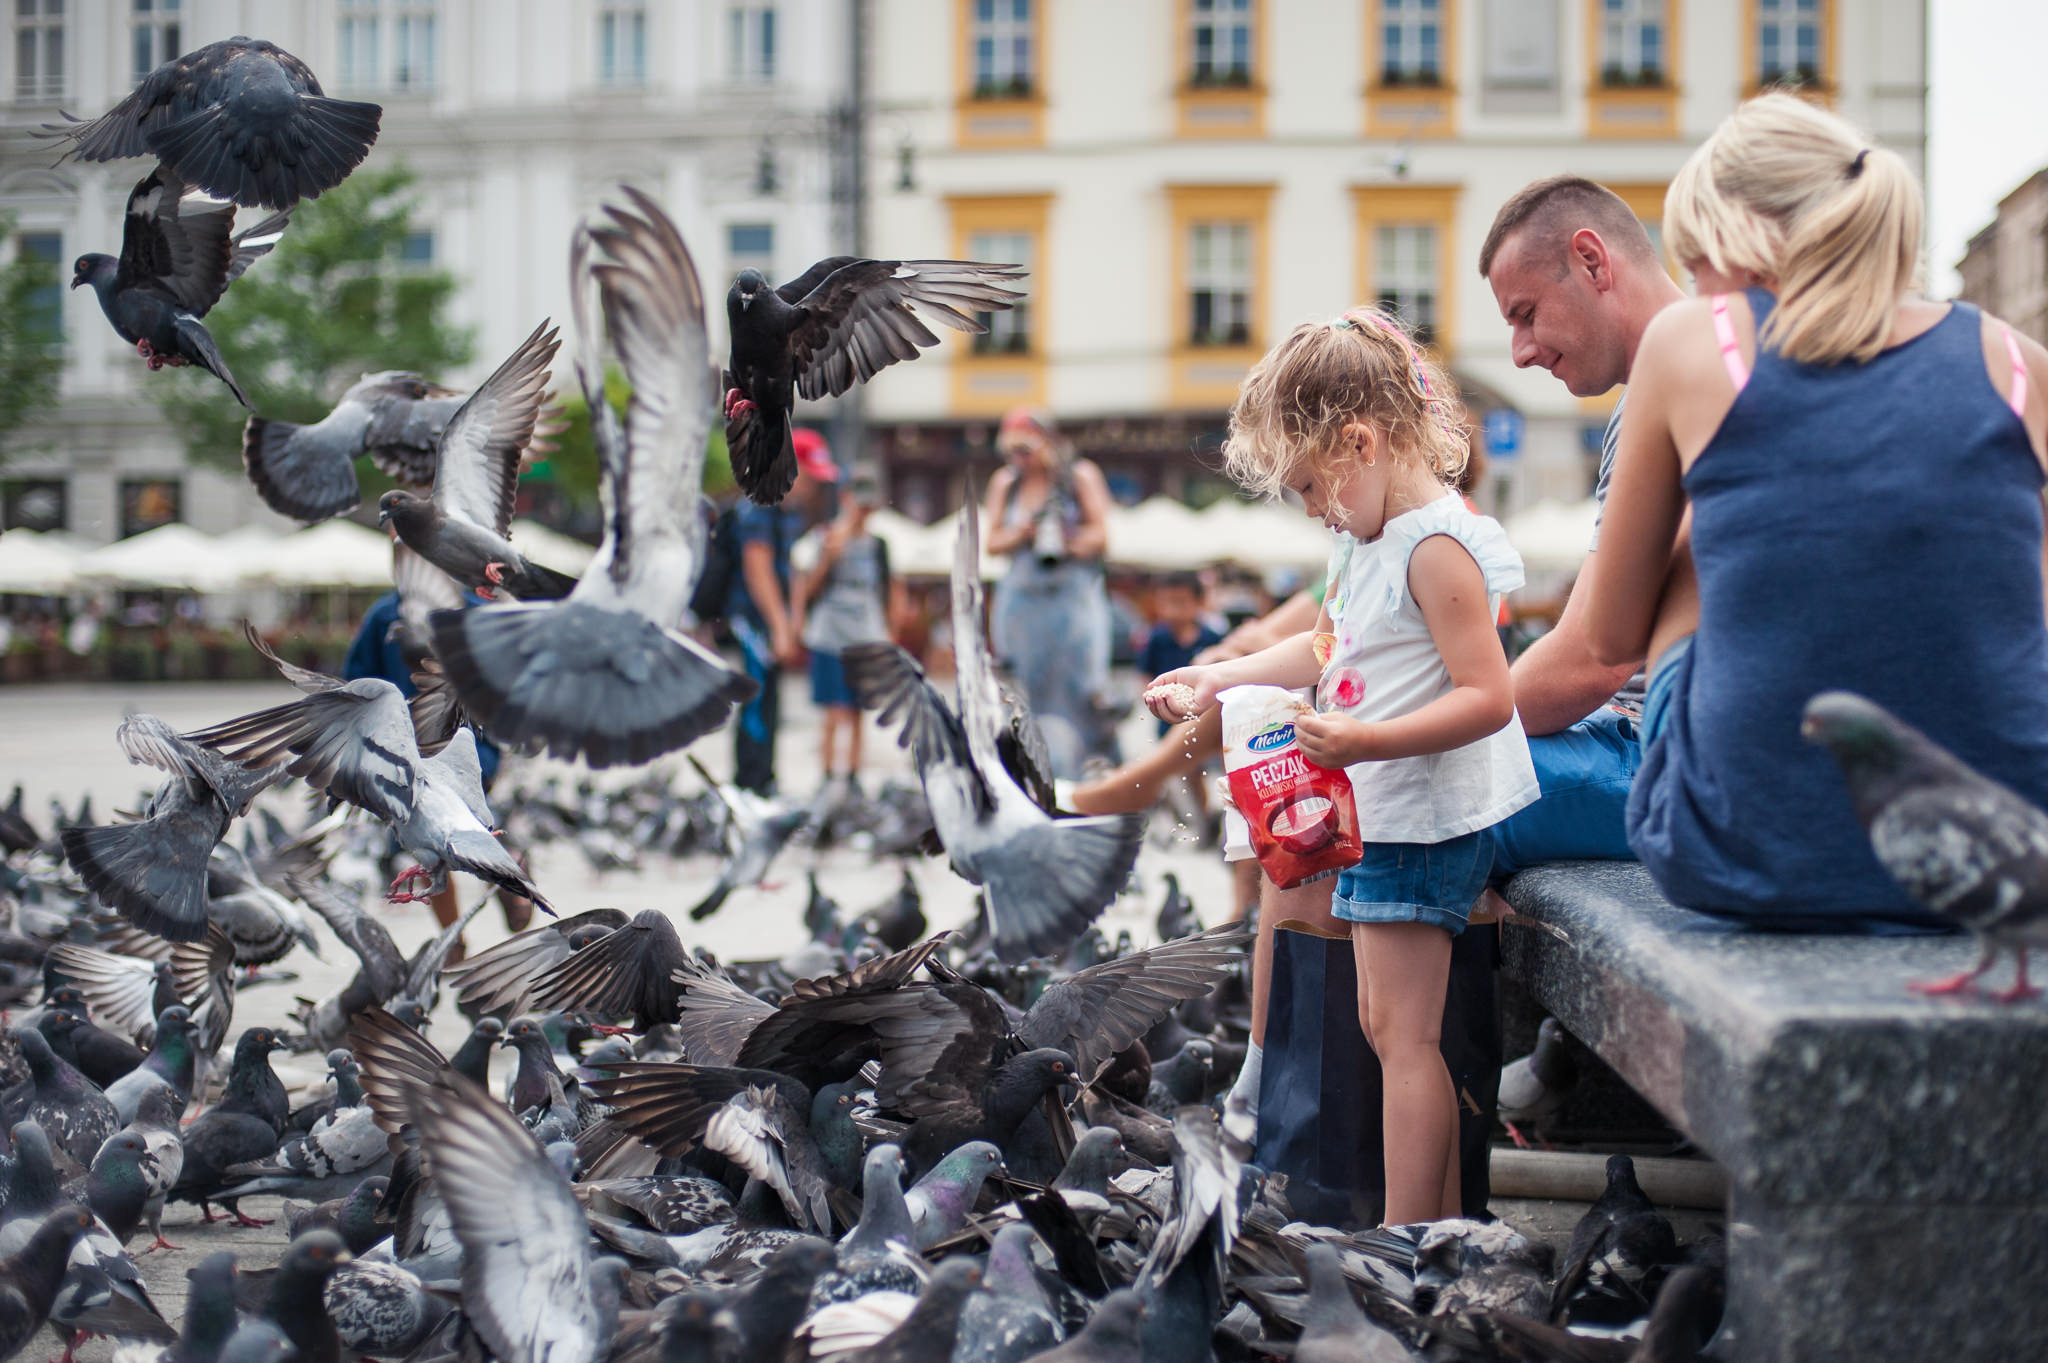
[85,1133,157,1247]
[428,189,756,769]
[1024,1290,1145,1363]
[69,169,287,406]
[1804,689,2048,999]
[950,1223,1059,1363]
[185,643,551,913]
[283,1175,390,1257]
[44,37,378,208]
[215,1321,294,1363]
[843,493,1143,961]
[686,758,809,920]
[700,1084,837,1236]
[60,713,285,941]
[242,371,467,523]
[809,1145,926,1309]
[1297,1242,1414,1363]
[377,323,577,602]
[216,1100,389,1204]
[1154,872,1200,943]
[115,1086,184,1251]
[1498,1017,1577,1150]
[399,1069,607,1363]
[904,1141,1004,1250]
[722,256,1023,504]
[105,1006,200,1125]
[2,1030,116,1174]
[322,1258,449,1360]
[443,909,629,1020]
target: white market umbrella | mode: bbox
[76,523,244,591]
[1504,497,1600,576]
[0,529,89,593]
[1106,497,1210,570]
[252,520,397,588]
[1198,499,1335,574]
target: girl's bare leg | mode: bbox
[1355,921,1458,1224]
[843,707,864,775]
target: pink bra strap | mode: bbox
[2001,323,2028,420]
[1711,294,1750,393]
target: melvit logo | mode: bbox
[1245,724,1295,754]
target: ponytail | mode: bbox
[1664,93,1921,366]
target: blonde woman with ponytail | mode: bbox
[1584,93,2048,932]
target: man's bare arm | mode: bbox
[1510,549,1642,737]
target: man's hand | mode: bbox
[1294,711,1378,769]
[772,621,805,668]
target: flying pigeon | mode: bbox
[723,255,1024,504]
[60,712,285,942]
[843,491,1144,961]
[378,322,582,601]
[685,755,808,920]
[185,635,551,912]
[42,37,380,209]
[428,188,756,769]
[1803,689,2048,1000]
[71,168,288,407]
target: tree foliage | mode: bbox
[0,216,67,464]
[160,163,472,471]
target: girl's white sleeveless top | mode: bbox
[1320,491,1540,843]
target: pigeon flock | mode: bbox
[4,27,1754,1363]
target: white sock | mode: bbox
[1230,1040,1264,1108]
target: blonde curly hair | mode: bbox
[1222,306,1468,512]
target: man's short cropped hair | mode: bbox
[1158,570,1203,597]
[1478,175,1660,279]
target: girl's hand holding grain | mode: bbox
[1294,710,1379,768]
[1143,667,1219,722]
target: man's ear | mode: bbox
[1570,228,1614,293]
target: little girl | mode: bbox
[1148,306,1538,1223]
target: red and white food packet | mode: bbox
[1219,684,1362,888]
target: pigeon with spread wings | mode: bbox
[377,322,579,602]
[844,492,1143,961]
[70,168,288,407]
[184,634,551,913]
[429,188,754,769]
[40,36,380,210]
[723,256,1024,504]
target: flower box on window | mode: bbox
[972,76,1034,100]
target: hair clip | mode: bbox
[1850,148,1870,178]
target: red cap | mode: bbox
[792,428,839,482]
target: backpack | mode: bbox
[688,504,741,624]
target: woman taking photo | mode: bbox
[982,405,1117,779]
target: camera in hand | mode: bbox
[1032,508,1067,567]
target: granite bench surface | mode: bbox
[1501,861,2048,1360]
[1498,860,2048,1206]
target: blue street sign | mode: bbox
[1484,408,1524,460]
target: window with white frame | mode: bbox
[1188,221,1251,348]
[1757,0,1822,87]
[1190,0,1251,86]
[727,5,775,83]
[968,230,1031,355]
[1600,0,1663,85]
[14,0,65,102]
[1379,0,1441,86]
[1374,223,1438,344]
[598,2,647,87]
[728,223,774,283]
[130,0,178,83]
[337,0,437,94]
[971,0,1032,98]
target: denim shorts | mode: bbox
[1641,634,1693,746]
[809,649,856,708]
[1330,829,1491,936]
[1483,705,1641,879]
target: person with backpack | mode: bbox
[696,428,836,794]
[792,464,891,804]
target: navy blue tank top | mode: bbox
[1628,291,2048,931]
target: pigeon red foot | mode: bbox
[138,1233,182,1253]
[723,387,756,420]
[388,865,435,903]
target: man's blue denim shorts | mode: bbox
[1483,705,1642,880]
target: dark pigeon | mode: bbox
[722,256,1023,504]
[0,787,39,856]
[856,865,927,951]
[686,759,809,922]
[0,1207,99,1362]
[844,493,1144,961]
[69,169,287,406]
[1024,1289,1145,1362]
[377,322,580,602]
[85,1132,156,1247]
[283,1174,390,1256]
[43,37,380,209]
[1549,1154,1679,1326]
[1154,872,1200,943]
[448,1017,505,1088]
[443,909,630,1020]
[37,1009,143,1090]
[170,1027,289,1227]
[1804,689,2048,999]
[321,1258,450,1359]
[166,1253,241,1363]
[428,189,755,769]
[259,1231,349,1363]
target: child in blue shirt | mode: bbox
[1137,572,1224,735]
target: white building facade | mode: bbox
[863,0,1929,519]
[0,0,852,541]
